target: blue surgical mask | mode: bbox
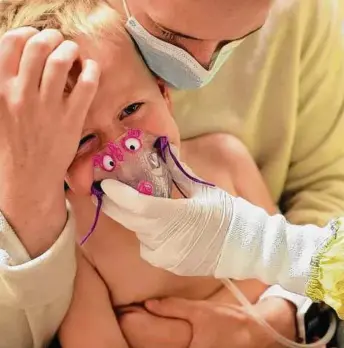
[122,0,245,89]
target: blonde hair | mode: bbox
[0,0,127,93]
[0,0,123,39]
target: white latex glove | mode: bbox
[99,144,334,297]
[100,143,232,276]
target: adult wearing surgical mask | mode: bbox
[100,0,344,346]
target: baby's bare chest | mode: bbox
[79,210,222,306]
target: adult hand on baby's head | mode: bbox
[0,27,99,194]
[0,27,100,255]
[118,304,192,348]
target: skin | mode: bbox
[0,2,329,347]
[59,15,295,348]
[65,32,179,194]
[0,28,99,256]
[109,0,272,67]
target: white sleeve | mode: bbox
[258,285,309,309]
[215,197,333,295]
[0,208,77,348]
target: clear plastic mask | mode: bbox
[93,129,173,198]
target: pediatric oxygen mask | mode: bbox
[93,129,173,198]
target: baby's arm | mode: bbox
[59,249,128,348]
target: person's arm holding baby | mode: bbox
[0,27,99,348]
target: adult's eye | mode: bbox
[119,102,143,120]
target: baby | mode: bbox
[1,1,292,347]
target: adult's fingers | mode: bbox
[145,297,200,322]
[0,27,38,80]
[40,40,79,101]
[119,308,192,348]
[18,29,64,93]
[99,193,141,226]
[67,59,100,129]
[91,189,151,234]
[100,179,182,219]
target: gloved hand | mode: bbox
[98,143,334,298]
[97,143,344,320]
[99,143,234,276]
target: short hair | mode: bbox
[0,0,127,93]
[0,0,123,39]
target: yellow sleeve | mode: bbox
[282,0,344,227]
[306,218,344,319]
[0,209,76,348]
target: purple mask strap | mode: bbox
[154,137,215,188]
[80,184,104,246]
[173,181,188,198]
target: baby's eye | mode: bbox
[102,155,116,172]
[78,134,96,149]
[76,134,99,157]
[119,102,143,120]
[123,137,142,152]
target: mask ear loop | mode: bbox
[80,183,104,246]
[154,137,215,199]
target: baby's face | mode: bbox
[66,29,179,194]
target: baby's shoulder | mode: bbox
[180,133,249,193]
